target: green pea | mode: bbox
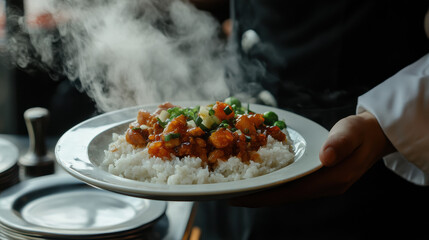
[263,111,278,125]
[224,97,242,108]
[274,120,286,130]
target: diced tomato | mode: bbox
[213,101,234,120]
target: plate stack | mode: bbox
[0,175,167,240]
[0,138,20,192]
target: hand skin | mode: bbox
[229,111,396,208]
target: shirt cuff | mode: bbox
[356,53,429,185]
[383,152,429,186]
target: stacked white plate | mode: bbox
[0,175,167,239]
[0,138,20,192]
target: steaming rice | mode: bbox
[101,132,294,185]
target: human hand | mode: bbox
[229,111,395,207]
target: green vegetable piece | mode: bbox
[211,123,219,129]
[223,106,233,115]
[193,105,200,113]
[167,107,182,119]
[194,116,203,126]
[209,109,215,116]
[235,106,246,114]
[193,116,210,131]
[274,120,287,130]
[157,118,167,128]
[224,97,242,108]
[164,133,181,141]
[199,123,209,132]
[184,106,200,121]
[263,111,279,125]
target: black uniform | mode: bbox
[194,1,429,239]
[233,0,429,128]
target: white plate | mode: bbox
[0,175,166,238]
[55,102,328,201]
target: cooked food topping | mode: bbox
[124,98,287,167]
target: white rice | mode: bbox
[101,132,295,185]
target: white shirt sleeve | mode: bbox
[357,53,429,186]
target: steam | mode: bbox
[7,0,246,112]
